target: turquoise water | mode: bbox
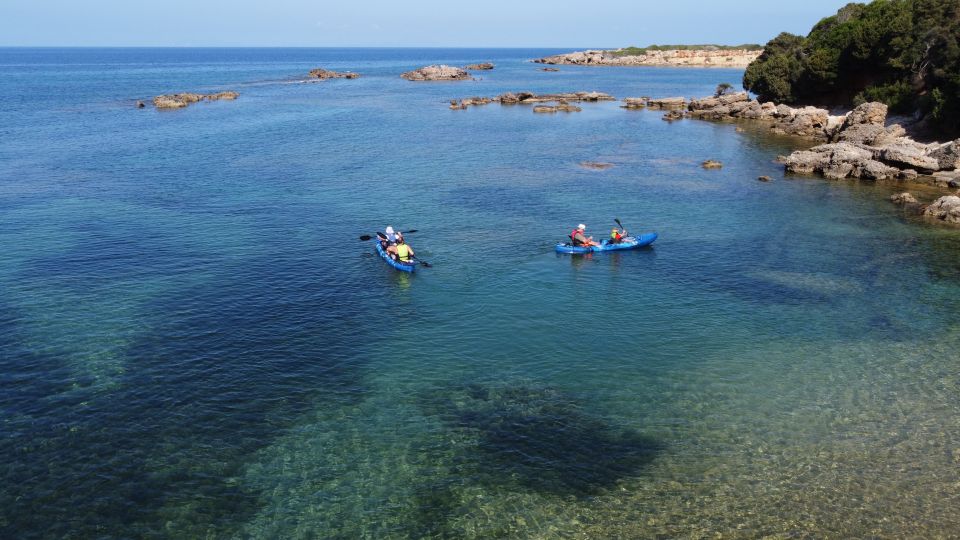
[2,48,960,538]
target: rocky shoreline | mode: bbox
[635,91,960,224]
[533,48,761,68]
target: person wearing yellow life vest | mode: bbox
[387,236,415,263]
[609,225,628,244]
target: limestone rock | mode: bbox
[890,192,918,205]
[841,102,888,129]
[152,92,237,109]
[928,140,960,171]
[401,65,471,81]
[464,63,494,70]
[923,195,960,224]
[879,141,940,172]
[647,97,686,109]
[621,98,646,109]
[662,110,684,121]
[702,160,723,169]
[308,68,360,80]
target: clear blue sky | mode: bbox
[1,0,856,47]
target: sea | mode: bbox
[1,47,959,538]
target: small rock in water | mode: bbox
[540,67,560,72]
[890,192,917,205]
[464,63,494,70]
[758,175,772,182]
[135,100,145,109]
[702,160,723,169]
[662,110,684,121]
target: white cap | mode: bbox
[578,224,586,230]
[385,226,394,234]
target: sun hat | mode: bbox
[578,224,586,230]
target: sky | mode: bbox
[1,0,856,47]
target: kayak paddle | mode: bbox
[411,255,432,268]
[359,229,418,241]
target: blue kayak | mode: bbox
[555,232,658,254]
[374,239,416,272]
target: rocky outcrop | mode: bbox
[532,48,761,67]
[308,68,359,80]
[153,91,238,109]
[702,160,723,169]
[450,91,615,110]
[464,63,494,70]
[923,195,960,224]
[680,93,960,187]
[647,97,686,110]
[401,65,471,81]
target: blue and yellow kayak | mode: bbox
[555,232,658,254]
[374,239,416,272]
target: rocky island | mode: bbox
[401,65,472,81]
[152,91,239,109]
[308,68,359,80]
[533,46,762,67]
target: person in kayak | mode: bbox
[384,226,403,245]
[570,224,599,247]
[609,226,628,244]
[387,236,415,264]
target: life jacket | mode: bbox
[570,228,584,244]
[396,243,412,262]
[611,230,622,241]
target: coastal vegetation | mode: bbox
[743,0,960,135]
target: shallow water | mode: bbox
[1,48,959,538]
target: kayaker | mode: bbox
[384,226,403,245]
[609,226,628,244]
[387,237,415,263]
[570,224,599,247]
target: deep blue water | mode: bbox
[2,48,960,538]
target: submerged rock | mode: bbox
[702,160,723,169]
[401,65,471,81]
[890,192,918,205]
[662,110,684,121]
[135,100,145,109]
[758,175,772,182]
[540,67,560,72]
[580,161,614,170]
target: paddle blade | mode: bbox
[614,218,623,229]
[359,235,373,241]
[403,229,418,234]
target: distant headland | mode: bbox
[533,45,763,68]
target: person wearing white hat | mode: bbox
[383,226,402,245]
[569,223,599,247]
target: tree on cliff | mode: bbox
[743,0,960,135]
